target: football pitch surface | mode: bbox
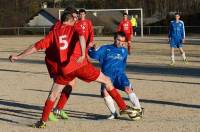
[0,36,199,132]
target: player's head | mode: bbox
[175,13,180,21]
[123,12,128,20]
[61,11,74,24]
[114,31,126,47]
[64,6,78,21]
[79,9,86,20]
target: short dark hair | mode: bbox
[175,13,180,16]
[79,9,86,14]
[64,6,78,14]
[61,11,73,23]
[114,31,126,40]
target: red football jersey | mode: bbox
[50,20,62,31]
[72,19,94,55]
[34,24,87,75]
[117,20,133,35]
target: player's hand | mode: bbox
[76,55,85,63]
[9,55,19,62]
[89,42,96,49]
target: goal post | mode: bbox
[59,8,144,37]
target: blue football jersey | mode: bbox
[169,20,185,39]
[88,44,128,78]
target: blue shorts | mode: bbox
[101,73,131,92]
[170,37,183,48]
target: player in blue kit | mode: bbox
[89,31,143,120]
[169,13,187,65]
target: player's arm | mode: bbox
[88,20,94,47]
[77,35,86,63]
[88,45,105,61]
[9,31,54,62]
[181,21,186,42]
[9,45,37,62]
[168,22,172,41]
[117,22,122,32]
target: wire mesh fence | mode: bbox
[0,26,200,36]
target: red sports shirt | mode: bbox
[117,20,133,35]
[72,19,94,55]
[34,24,87,75]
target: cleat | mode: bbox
[169,61,175,66]
[32,120,46,128]
[183,58,188,64]
[54,109,69,120]
[48,112,58,122]
[107,112,118,120]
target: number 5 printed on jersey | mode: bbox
[59,35,68,50]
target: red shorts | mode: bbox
[54,62,100,85]
[45,57,58,78]
[125,33,132,41]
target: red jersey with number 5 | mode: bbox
[34,24,87,75]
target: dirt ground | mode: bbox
[0,36,200,132]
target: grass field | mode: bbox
[0,36,200,132]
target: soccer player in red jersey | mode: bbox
[117,12,133,55]
[9,11,137,128]
[48,9,95,120]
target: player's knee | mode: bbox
[48,92,59,101]
[104,76,113,87]
[124,87,133,94]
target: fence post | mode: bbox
[17,27,20,36]
[44,27,46,36]
[148,26,151,36]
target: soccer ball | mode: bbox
[128,109,142,121]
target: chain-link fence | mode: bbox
[0,26,200,36]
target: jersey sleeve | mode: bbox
[88,46,105,61]
[117,21,122,32]
[34,31,54,50]
[180,21,186,39]
[88,20,94,43]
[168,22,173,38]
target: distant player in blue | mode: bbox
[89,31,143,120]
[169,13,187,65]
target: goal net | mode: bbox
[59,8,143,37]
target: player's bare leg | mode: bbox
[179,47,187,63]
[170,47,175,65]
[95,72,137,116]
[49,79,76,121]
[33,83,66,128]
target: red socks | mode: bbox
[56,85,72,110]
[41,99,54,122]
[107,88,127,110]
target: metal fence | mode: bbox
[0,26,200,36]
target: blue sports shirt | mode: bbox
[88,44,128,77]
[168,20,185,39]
